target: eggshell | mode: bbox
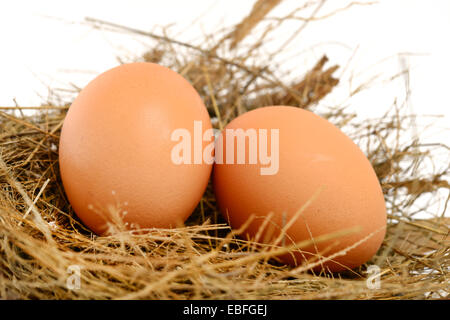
[59,62,212,235]
[213,106,386,272]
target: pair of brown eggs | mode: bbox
[59,63,386,272]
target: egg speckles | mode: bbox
[213,106,387,272]
[59,63,212,235]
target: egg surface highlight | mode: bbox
[213,106,386,272]
[59,62,212,235]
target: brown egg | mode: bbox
[213,106,386,272]
[59,62,212,235]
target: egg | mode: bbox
[59,62,213,235]
[213,106,386,272]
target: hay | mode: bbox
[0,1,449,300]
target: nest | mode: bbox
[0,1,449,299]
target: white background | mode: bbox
[0,0,449,217]
[1,0,449,111]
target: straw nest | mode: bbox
[0,1,449,299]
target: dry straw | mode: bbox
[0,1,449,299]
